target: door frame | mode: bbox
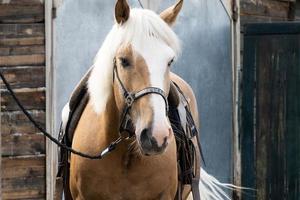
[221,0,241,197]
[45,0,56,199]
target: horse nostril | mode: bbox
[140,128,169,154]
[140,128,152,149]
[168,128,172,137]
[162,136,168,147]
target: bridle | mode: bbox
[113,57,169,138]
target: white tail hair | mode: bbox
[199,167,244,200]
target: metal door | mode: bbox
[53,0,234,188]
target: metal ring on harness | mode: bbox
[125,93,135,107]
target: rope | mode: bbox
[137,0,144,9]
[0,71,123,160]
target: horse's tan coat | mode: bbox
[70,71,199,200]
[114,44,155,128]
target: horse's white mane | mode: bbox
[88,8,181,114]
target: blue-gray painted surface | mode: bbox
[55,0,232,183]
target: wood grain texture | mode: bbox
[0,54,45,66]
[1,88,45,111]
[241,0,290,18]
[0,36,44,46]
[0,4,44,23]
[2,134,45,156]
[0,2,46,199]
[0,24,44,38]
[0,24,45,66]
[0,66,45,88]
[2,156,46,200]
[0,0,44,5]
[240,15,288,27]
[0,45,44,56]
[1,110,45,135]
[242,24,300,200]
[255,36,287,199]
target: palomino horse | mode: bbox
[63,0,234,199]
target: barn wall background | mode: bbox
[0,0,46,199]
[240,0,296,24]
[240,0,297,61]
[238,0,299,199]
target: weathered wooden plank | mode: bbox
[1,88,45,111]
[0,36,44,46]
[0,24,44,38]
[240,0,290,19]
[240,15,287,27]
[255,36,275,200]
[0,54,45,66]
[0,45,44,56]
[0,66,45,88]
[2,134,45,156]
[0,24,44,48]
[1,110,45,135]
[0,0,44,5]
[2,156,45,200]
[241,35,256,200]
[2,155,45,179]
[0,4,44,23]
[285,35,300,200]
[2,184,45,200]
[255,35,298,200]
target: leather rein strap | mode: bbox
[113,58,169,137]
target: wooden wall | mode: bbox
[239,1,299,200]
[0,0,46,199]
[296,1,300,20]
[240,0,296,24]
[240,0,296,62]
[241,23,300,200]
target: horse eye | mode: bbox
[119,57,130,68]
[168,58,174,67]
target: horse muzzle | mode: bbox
[138,125,172,156]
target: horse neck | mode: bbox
[99,92,121,142]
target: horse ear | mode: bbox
[160,0,183,26]
[115,0,130,24]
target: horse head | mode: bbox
[89,0,183,156]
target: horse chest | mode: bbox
[71,142,178,200]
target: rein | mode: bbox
[0,61,169,160]
[0,70,125,160]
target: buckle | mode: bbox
[125,93,135,106]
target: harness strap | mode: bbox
[135,87,169,113]
[172,82,202,200]
[191,136,201,200]
[113,61,168,114]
